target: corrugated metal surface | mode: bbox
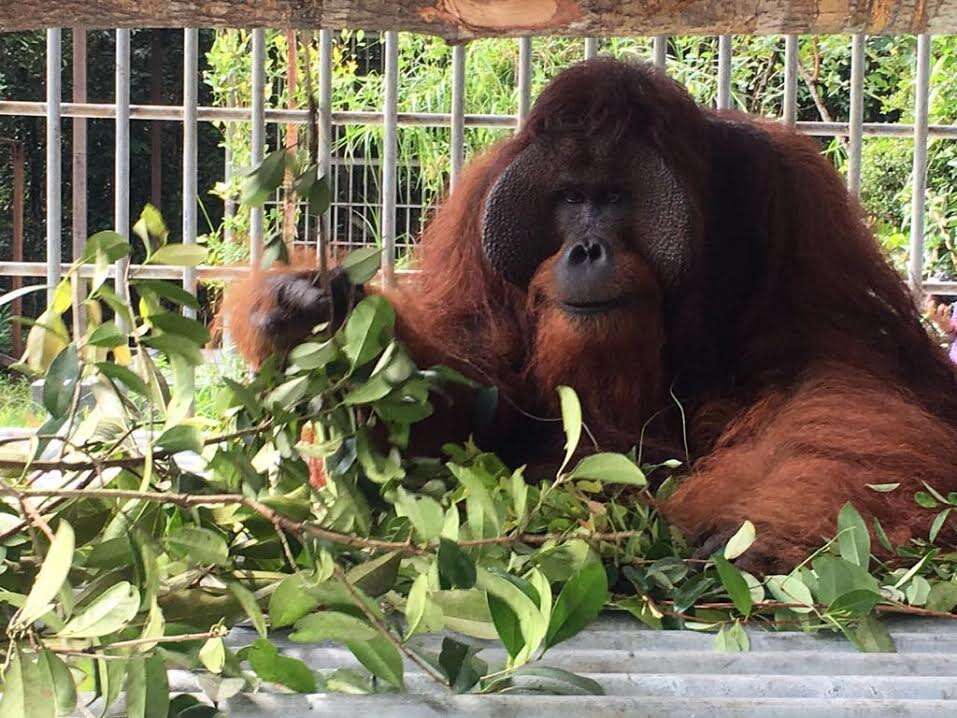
[162,613,957,717]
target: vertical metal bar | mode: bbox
[150,29,164,209]
[318,28,333,255]
[653,35,668,69]
[182,28,198,317]
[584,37,599,59]
[517,37,532,125]
[847,33,866,196]
[11,142,24,354]
[783,34,798,126]
[250,28,266,268]
[46,28,62,308]
[450,43,466,187]
[71,28,87,338]
[717,35,732,110]
[114,28,130,308]
[909,34,932,294]
[381,30,398,286]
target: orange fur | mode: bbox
[224,59,957,571]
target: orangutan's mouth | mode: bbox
[559,297,629,315]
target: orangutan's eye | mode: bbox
[605,190,622,204]
[563,189,585,204]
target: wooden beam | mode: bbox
[2,1,957,37]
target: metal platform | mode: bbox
[179,613,957,717]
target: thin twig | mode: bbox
[663,598,957,620]
[334,565,448,686]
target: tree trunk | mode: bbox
[3,1,957,37]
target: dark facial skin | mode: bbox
[482,135,695,312]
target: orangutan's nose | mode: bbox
[556,236,616,303]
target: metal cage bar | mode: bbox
[847,34,866,196]
[517,37,532,124]
[318,28,333,259]
[182,28,198,317]
[45,29,61,308]
[450,43,466,186]
[717,35,732,110]
[380,30,399,286]
[584,37,599,59]
[783,35,798,126]
[115,28,131,311]
[909,34,933,293]
[653,35,667,68]
[249,28,266,269]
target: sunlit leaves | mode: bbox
[341,246,382,284]
[164,527,229,566]
[714,622,750,652]
[290,611,377,643]
[557,385,582,473]
[15,522,74,630]
[723,520,756,560]
[566,452,647,486]
[713,553,752,616]
[837,502,871,568]
[42,345,79,418]
[57,582,139,638]
[147,244,208,267]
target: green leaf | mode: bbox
[837,502,871,568]
[96,362,148,397]
[346,635,404,688]
[866,483,900,493]
[230,582,267,639]
[713,553,752,616]
[507,665,604,695]
[930,508,952,543]
[915,491,939,509]
[0,649,55,718]
[247,638,317,693]
[83,230,130,263]
[142,333,203,365]
[0,283,49,310]
[851,614,896,653]
[557,385,582,473]
[346,551,402,597]
[147,244,208,267]
[87,320,126,348]
[41,650,77,716]
[156,424,203,455]
[487,592,524,659]
[268,572,322,628]
[165,527,229,566]
[438,538,477,589]
[723,520,756,560]
[290,611,378,643]
[812,555,879,604]
[149,311,211,345]
[713,621,751,652]
[341,246,382,284]
[765,573,814,613]
[394,487,444,542]
[566,452,647,486]
[242,149,290,207]
[438,637,485,693]
[125,655,169,718]
[341,295,395,368]
[925,581,957,612]
[43,345,80,418]
[198,637,226,673]
[828,589,882,617]
[132,204,169,252]
[57,581,139,638]
[132,279,200,310]
[545,562,608,649]
[431,589,499,639]
[17,521,74,628]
